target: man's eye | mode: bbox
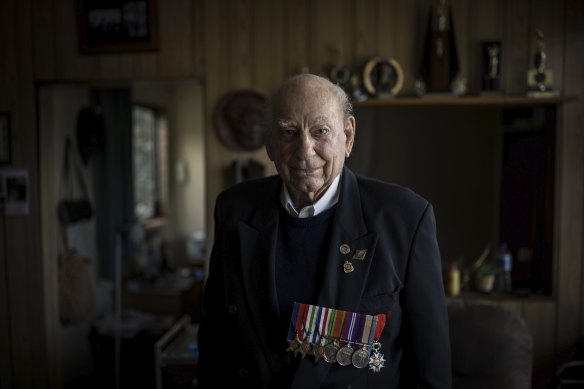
[281,128,296,138]
[314,128,328,137]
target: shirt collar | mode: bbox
[280,174,341,218]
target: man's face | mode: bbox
[266,78,355,205]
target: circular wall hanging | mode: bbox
[213,90,268,151]
[362,56,404,97]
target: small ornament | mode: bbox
[343,261,354,273]
[352,249,367,260]
[339,244,351,255]
[369,351,386,373]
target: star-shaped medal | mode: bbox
[299,342,312,359]
[286,338,300,353]
[313,344,325,362]
[369,351,386,373]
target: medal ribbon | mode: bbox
[318,307,330,344]
[287,305,389,345]
[325,308,337,343]
[343,312,358,343]
[305,304,317,341]
[297,303,309,341]
[360,314,373,344]
[374,313,387,341]
[287,302,301,341]
[340,310,353,344]
[308,305,322,344]
[368,315,379,345]
[332,309,347,341]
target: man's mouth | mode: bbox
[291,167,321,175]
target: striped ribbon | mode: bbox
[288,302,389,346]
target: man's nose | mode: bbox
[295,132,316,159]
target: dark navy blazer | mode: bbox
[198,167,452,388]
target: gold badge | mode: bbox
[352,249,367,260]
[343,260,354,273]
[340,244,351,255]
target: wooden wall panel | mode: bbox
[0,0,16,384]
[523,300,557,389]
[306,0,351,77]
[98,55,122,80]
[203,0,233,252]
[229,0,253,88]
[0,217,11,388]
[283,0,308,76]
[377,0,397,60]
[557,0,584,365]
[158,0,193,78]
[32,0,56,80]
[393,0,424,95]
[251,0,284,91]
[354,0,378,66]
[191,0,206,77]
[503,0,530,95]
[38,88,62,389]
[53,0,98,80]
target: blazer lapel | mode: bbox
[292,168,379,389]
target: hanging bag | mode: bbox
[56,137,95,325]
[57,137,93,224]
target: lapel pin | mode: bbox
[340,244,351,255]
[343,260,354,273]
[352,249,367,261]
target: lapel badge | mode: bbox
[352,249,367,261]
[339,244,351,255]
[343,260,354,273]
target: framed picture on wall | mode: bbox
[76,0,158,54]
[0,113,10,164]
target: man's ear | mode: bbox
[265,131,275,161]
[344,116,356,157]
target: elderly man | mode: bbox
[198,74,451,388]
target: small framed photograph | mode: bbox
[76,0,158,54]
[0,113,10,164]
[0,170,29,215]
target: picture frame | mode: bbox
[76,0,158,54]
[0,113,10,164]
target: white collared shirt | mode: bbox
[280,174,341,218]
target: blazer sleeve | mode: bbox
[403,204,452,388]
[197,198,231,387]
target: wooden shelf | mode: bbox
[353,95,576,108]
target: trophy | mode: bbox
[328,47,351,91]
[420,0,460,93]
[527,30,556,97]
[482,41,502,93]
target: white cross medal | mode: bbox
[369,345,386,373]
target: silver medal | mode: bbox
[323,342,340,363]
[351,347,370,368]
[336,344,354,366]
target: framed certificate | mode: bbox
[76,0,158,54]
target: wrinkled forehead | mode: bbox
[272,81,343,121]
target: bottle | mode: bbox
[495,243,513,293]
[447,261,461,297]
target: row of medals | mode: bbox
[287,333,385,371]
